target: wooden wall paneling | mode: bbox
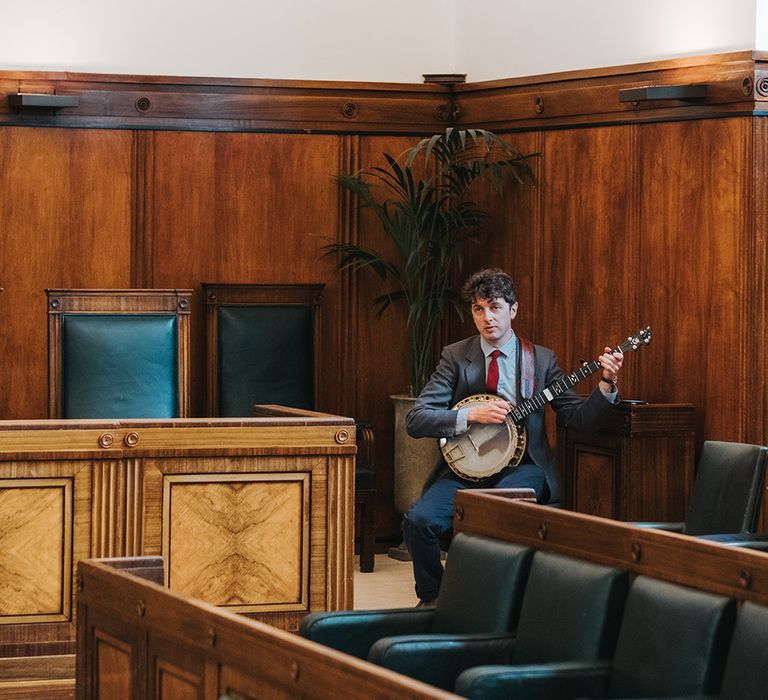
[353,135,421,541]
[637,118,750,441]
[148,132,343,417]
[131,130,155,287]
[536,125,636,390]
[456,130,544,341]
[749,119,768,528]
[0,127,133,419]
[749,118,768,449]
[335,134,360,418]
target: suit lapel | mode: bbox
[463,338,486,395]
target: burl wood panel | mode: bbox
[0,416,354,663]
[163,475,309,610]
[0,480,71,620]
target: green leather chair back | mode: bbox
[513,551,628,664]
[62,314,178,418]
[217,305,314,416]
[607,575,735,697]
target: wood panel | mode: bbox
[455,490,768,605]
[147,131,345,418]
[637,118,749,440]
[0,127,133,419]
[0,414,354,662]
[537,125,636,386]
[76,558,459,700]
[163,474,309,610]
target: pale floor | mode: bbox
[354,554,420,609]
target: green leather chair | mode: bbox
[300,532,533,663]
[632,441,768,536]
[455,575,735,699]
[370,551,627,691]
[47,289,192,419]
[202,283,323,416]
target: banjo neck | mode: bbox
[508,332,648,424]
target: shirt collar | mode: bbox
[480,331,517,358]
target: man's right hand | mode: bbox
[467,399,510,424]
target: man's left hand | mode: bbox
[599,347,623,380]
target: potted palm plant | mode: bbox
[324,128,537,523]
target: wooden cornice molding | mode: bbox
[4,52,768,134]
[454,51,768,130]
[0,71,452,133]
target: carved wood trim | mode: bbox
[455,51,768,131]
[337,134,360,417]
[0,72,448,133]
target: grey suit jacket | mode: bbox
[405,335,617,502]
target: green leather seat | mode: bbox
[217,305,314,415]
[300,533,533,663]
[455,575,735,699]
[62,314,178,418]
[375,551,627,692]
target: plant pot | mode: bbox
[391,394,441,514]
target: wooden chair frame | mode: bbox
[202,282,324,416]
[46,288,192,419]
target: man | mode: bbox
[403,268,624,606]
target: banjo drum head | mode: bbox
[440,394,526,480]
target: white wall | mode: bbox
[455,0,758,82]
[0,0,455,83]
[2,0,766,83]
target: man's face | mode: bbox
[471,297,517,345]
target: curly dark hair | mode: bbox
[461,268,517,305]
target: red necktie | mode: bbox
[486,349,502,393]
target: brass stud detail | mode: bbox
[743,76,754,95]
[534,95,545,114]
[291,660,301,682]
[455,504,464,521]
[207,292,217,302]
[757,77,768,97]
[124,432,140,448]
[50,298,61,309]
[434,104,451,121]
[342,102,359,119]
[98,433,114,449]
[631,543,642,562]
[137,600,146,617]
[739,569,752,589]
[335,429,350,444]
[178,298,189,310]
[537,523,547,540]
[135,96,152,113]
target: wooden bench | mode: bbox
[75,556,458,699]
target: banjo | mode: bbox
[439,326,652,481]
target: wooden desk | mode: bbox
[0,408,355,660]
[557,402,696,520]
